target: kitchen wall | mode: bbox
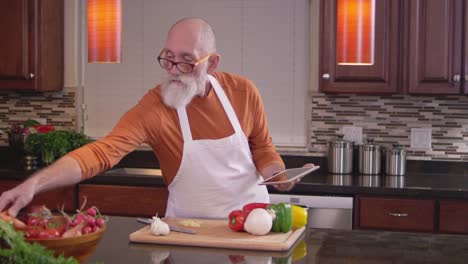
[1,0,467,161]
[308,93,468,161]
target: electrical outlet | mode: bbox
[342,126,363,144]
[411,128,432,150]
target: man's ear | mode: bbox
[207,54,220,74]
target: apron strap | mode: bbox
[177,107,192,142]
[207,75,243,134]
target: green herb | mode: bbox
[0,220,78,264]
[22,119,41,128]
[24,131,92,165]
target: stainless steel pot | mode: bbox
[328,135,353,174]
[385,144,406,176]
[358,139,381,175]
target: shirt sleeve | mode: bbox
[67,98,157,180]
[245,78,285,172]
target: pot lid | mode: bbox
[360,139,381,150]
[387,143,406,155]
[329,135,353,147]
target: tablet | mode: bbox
[259,166,320,185]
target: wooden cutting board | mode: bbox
[129,218,305,251]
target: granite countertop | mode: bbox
[84,216,468,264]
[1,151,468,199]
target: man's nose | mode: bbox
[169,64,181,75]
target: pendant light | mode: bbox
[336,0,375,65]
[88,0,122,63]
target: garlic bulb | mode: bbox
[150,216,170,236]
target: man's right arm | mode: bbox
[0,155,82,217]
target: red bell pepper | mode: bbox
[228,210,246,232]
[242,202,270,216]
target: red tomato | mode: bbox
[24,226,41,239]
[27,217,40,226]
[38,228,60,239]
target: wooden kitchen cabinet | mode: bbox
[357,196,435,232]
[439,200,468,234]
[78,184,169,217]
[319,0,400,93]
[0,0,64,91]
[0,180,76,212]
[405,0,466,94]
[320,0,468,95]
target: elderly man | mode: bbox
[0,18,302,219]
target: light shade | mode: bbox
[336,0,375,65]
[88,0,122,63]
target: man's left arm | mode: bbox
[243,80,291,189]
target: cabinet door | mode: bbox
[439,200,468,234]
[79,184,169,217]
[0,180,76,212]
[465,0,468,94]
[358,196,435,232]
[0,0,36,84]
[320,0,400,93]
[406,0,463,94]
[0,0,63,91]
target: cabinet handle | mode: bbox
[29,73,35,79]
[453,74,461,83]
[388,212,408,217]
[322,73,330,80]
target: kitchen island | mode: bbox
[84,216,468,263]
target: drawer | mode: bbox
[359,196,435,232]
[439,200,468,234]
[79,184,168,217]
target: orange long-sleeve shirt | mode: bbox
[67,72,284,185]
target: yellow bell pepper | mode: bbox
[291,205,307,228]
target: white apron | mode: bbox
[165,74,269,219]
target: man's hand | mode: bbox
[272,163,315,191]
[261,163,316,192]
[0,181,35,217]
[0,156,83,217]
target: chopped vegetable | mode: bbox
[228,210,246,232]
[267,203,293,233]
[243,208,273,236]
[178,219,201,227]
[150,216,170,236]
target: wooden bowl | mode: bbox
[25,216,106,262]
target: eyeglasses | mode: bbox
[157,50,211,74]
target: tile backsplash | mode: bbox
[0,87,78,143]
[309,93,468,161]
[1,89,467,161]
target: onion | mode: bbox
[244,208,273,236]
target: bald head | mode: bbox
[167,18,217,55]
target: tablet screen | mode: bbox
[259,166,320,185]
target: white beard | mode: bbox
[161,73,206,109]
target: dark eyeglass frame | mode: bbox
[157,50,211,74]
